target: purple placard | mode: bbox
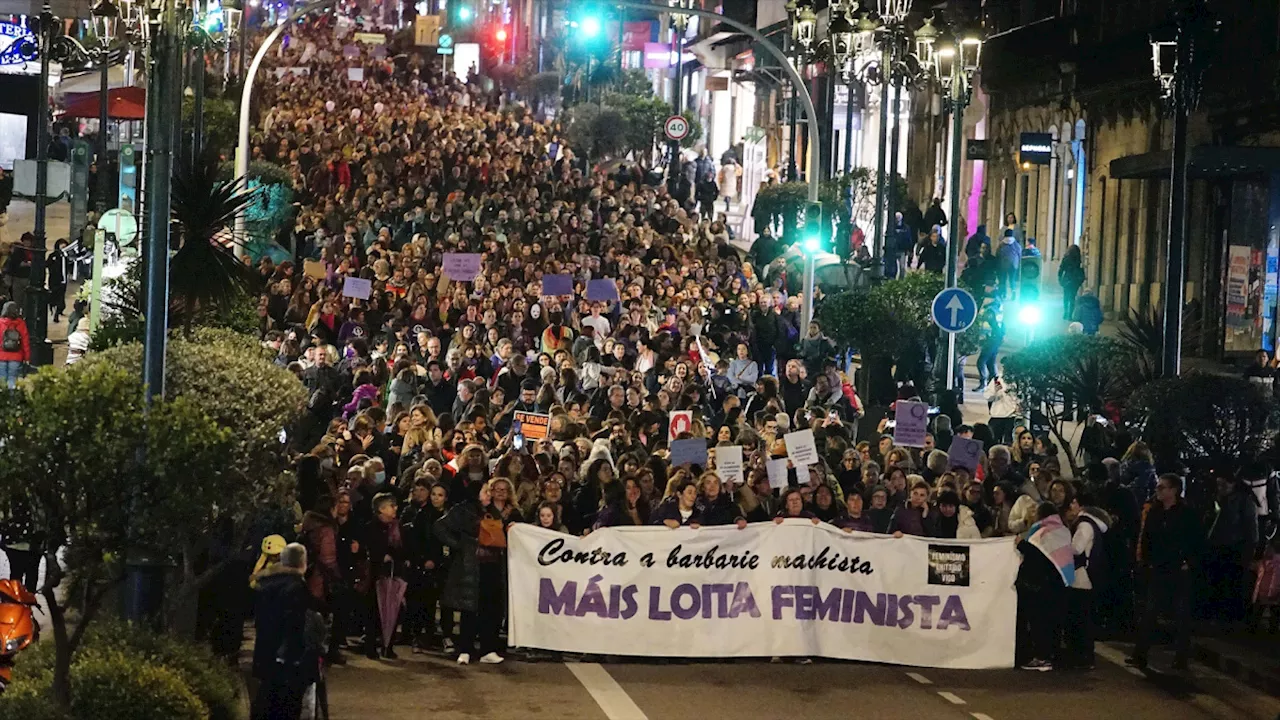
[343,44,360,58]
[442,252,482,281]
[541,274,573,297]
[586,278,620,302]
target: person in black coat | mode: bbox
[403,482,454,650]
[435,481,507,664]
[46,240,68,323]
[698,472,746,527]
[251,543,319,720]
[1129,473,1202,670]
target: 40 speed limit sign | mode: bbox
[664,115,690,141]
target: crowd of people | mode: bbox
[0,13,1232,719]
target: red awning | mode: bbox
[60,86,147,121]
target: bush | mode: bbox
[81,621,243,720]
[81,330,306,492]
[0,689,69,720]
[0,620,243,720]
[70,651,208,720]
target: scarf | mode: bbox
[1026,514,1075,587]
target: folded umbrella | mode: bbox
[375,572,408,651]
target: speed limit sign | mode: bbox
[664,115,689,141]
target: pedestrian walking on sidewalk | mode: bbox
[0,301,30,389]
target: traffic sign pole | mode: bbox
[931,287,977,394]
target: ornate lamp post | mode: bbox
[848,2,935,277]
[91,0,120,219]
[1150,0,1216,377]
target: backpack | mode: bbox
[2,326,19,353]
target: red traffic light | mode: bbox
[495,27,508,41]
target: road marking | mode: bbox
[971,714,996,720]
[1095,644,1144,677]
[566,662,649,720]
[905,672,933,685]
[938,691,967,705]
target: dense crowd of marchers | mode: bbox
[0,10,1272,719]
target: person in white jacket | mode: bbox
[934,490,982,539]
[984,374,1020,444]
[1064,493,1112,670]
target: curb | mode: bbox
[1192,639,1280,698]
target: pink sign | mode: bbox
[643,42,673,69]
[442,253,482,281]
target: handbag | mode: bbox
[478,516,507,549]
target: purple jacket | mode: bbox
[343,383,380,419]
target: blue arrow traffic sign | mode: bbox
[931,287,978,333]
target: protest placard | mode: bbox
[784,429,819,466]
[893,400,930,448]
[716,446,744,486]
[586,278,620,301]
[947,436,984,471]
[670,439,708,468]
[514,411,550,441]
[668,410,692,442]
[341,276,372,300]
[442,253,482,281]
[541,274,573,296]
[766,458,790,490]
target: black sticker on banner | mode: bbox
[927,544,970,587]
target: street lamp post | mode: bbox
[92,0,120,220]
[1150,0,1215,378]
[666,0,690,198]
[852,2,934,279]
[933,28,981,392]
[20,6,95,366]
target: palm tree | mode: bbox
[169,148,259,327]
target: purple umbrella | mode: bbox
[375,573,408,651]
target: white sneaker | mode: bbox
[479,652,505,664]
[456,653,470,665]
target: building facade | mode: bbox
[969,0,1280,360]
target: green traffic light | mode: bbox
[581,15,601,36]
[458,6,472,21]
[803,236,820,253]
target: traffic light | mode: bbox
[802,201,823,253]
[580,14,602,37]
[494,26,508,42]
[450,1,473,26]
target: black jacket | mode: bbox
[1140,501,1202,571]
[251,565,318,682]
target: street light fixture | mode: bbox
[1148,0,1216,376]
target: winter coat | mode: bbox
[434,500,482,613]
[699,494,745,526]
[651,497,705,526]
[997,236,1022,271]
[726,358,758,393]
[1008,494,1040,536]
[299,511,340,603]
[1071,508,1111,590]
[1139,500,1202,571]
[251,564,316,682]
[1208,488,1259,553]
[889,503,936,537]
[1074,295,1103,335]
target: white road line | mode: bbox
[938,691,967,705]
[566,662,650,720]
[905,672,933,685]
[971,714,996,720]
[1095,644,1144,677]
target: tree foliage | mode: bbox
[0,363,228,709]
[1127,372,1275,475]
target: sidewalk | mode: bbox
[2,199,76,366]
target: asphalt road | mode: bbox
[322,644,1280,720]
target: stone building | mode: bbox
[940,0,1280,360]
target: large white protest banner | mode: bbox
[508,522,1018,669]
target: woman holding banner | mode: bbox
[697,473,747,528]
[773,488,820,524]
[653,480,706,528]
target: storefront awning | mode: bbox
[1109,146,1280,179]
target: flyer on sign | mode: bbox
[508,523,1019,669]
